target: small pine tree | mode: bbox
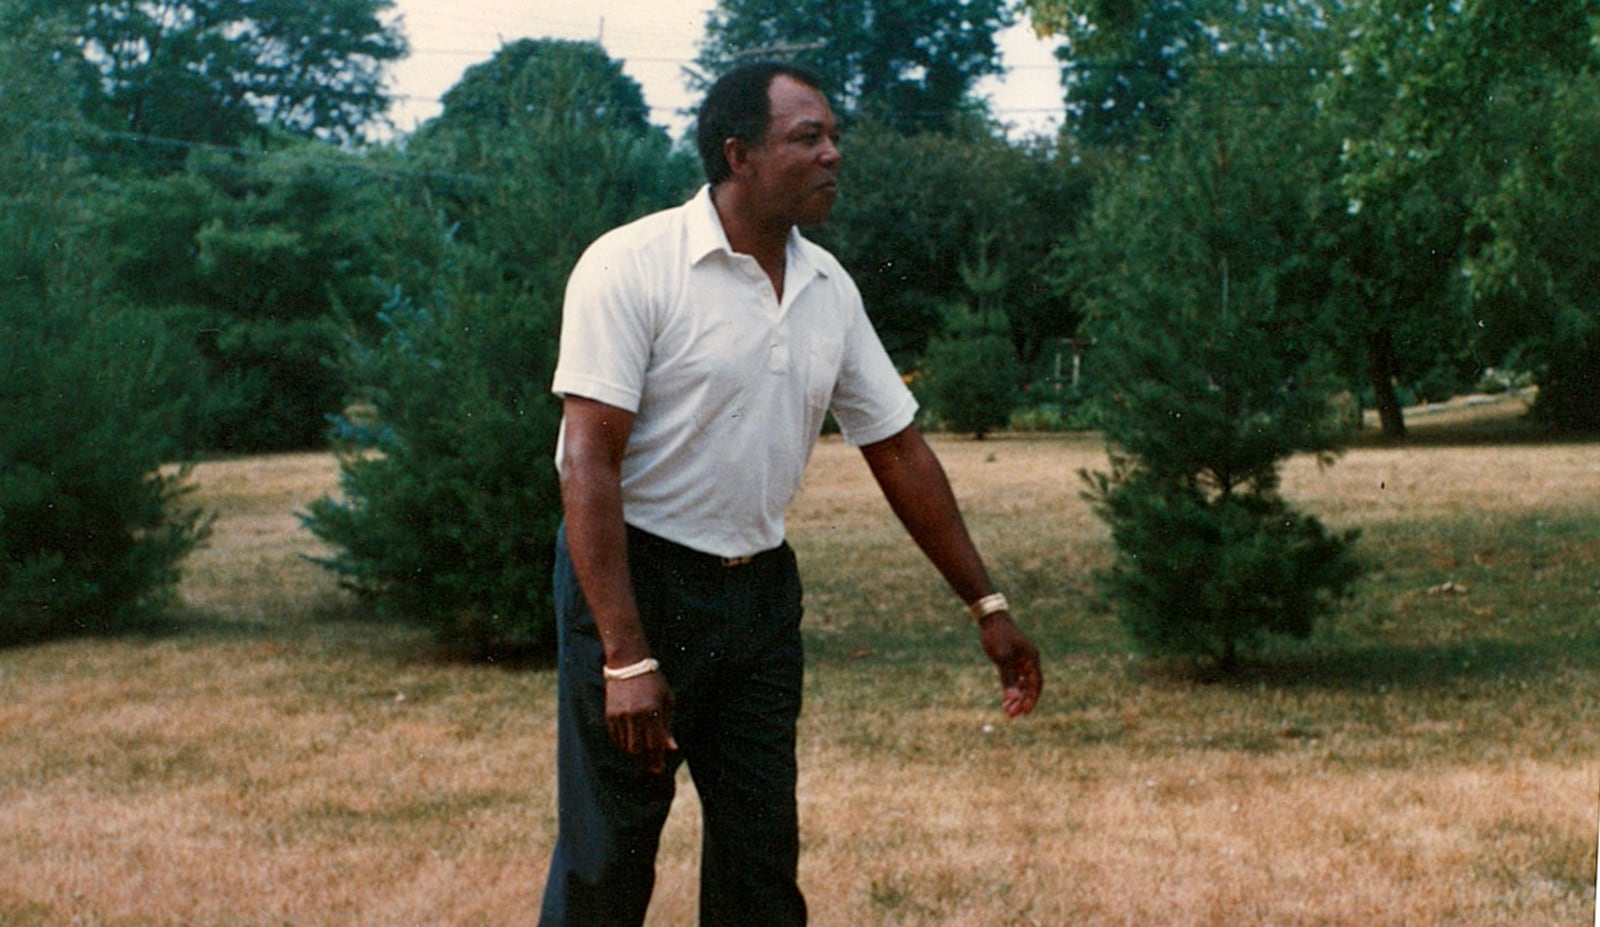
[917,231,1023,439]
[1083,287,1362,672]
[918,307,1022,439]
[1069,81,1366,673]
[304,276,564,656]
[1084,462,1360,672]
[1,299,211,644]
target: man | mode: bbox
[540,62,1042,927]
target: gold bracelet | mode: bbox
[602,657,660,681]
[968,592,1009,623]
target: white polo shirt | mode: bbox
[552,186,917,559]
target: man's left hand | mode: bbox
[980,614,1042,717]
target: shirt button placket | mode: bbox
[769,330,790,374]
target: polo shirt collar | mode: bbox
[687,185,831,284]
[687,185,730,265]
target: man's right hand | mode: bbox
[605,673,679,775]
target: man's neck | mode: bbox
[711,183,791,298]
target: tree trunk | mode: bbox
[1366,328,1407,439]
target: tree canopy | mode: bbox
[5,0,406,152]
[1327,0,1599,432]
[410,39,694,281]
[425,38,653,140]
[695,0,1013,132]
[1021,0,1339,148]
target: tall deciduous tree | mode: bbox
[1327,0,1596,435]
[6,0,405,152]
[1022,0,1339,148]
[695,0,1012,133]
[426,37,652,140]
[1466,69,1600,432]
[410,39,696,291]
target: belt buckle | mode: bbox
[720,554,753,568]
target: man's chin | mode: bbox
[798,200,836,229]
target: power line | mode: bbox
[400,43,1334,75]
[386,90,1063,119]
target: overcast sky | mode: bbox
[383,0,1066,139]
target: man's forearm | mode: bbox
[561,467,653,666]
[559,396,652,668]
[862,426,1044,716]
[860,426,995,605]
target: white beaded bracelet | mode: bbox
[968,592,1009,623]
[602,657,661,681]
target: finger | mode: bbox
[642,731,679,775]
[607,717,630,753]
[1001,657,1042,717]
[997,656,1027,696]
[610,715,654,757]
[1005,689,1034,717]
[1017,666,1042,714]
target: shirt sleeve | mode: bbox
[829,279,918,447]
[550,234,654,413]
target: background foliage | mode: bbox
[10,0,405,151]
[3,0,1596,657]
[916,304,1024,440]
[302,41,696,652]
[695,0,1012,133]
[0,19,209,644]
[1071,87,1362,668]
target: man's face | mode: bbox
[745,76,842,228]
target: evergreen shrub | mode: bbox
[303,276,564,656]
[1085,462,1360,671]
[1,299,210,645]
[301,39,700,658]
[1083,295,1364,672]
[1069,80,1368,672]
[2,30,209,644]
[917,307,1022,439]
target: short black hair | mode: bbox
[696,63,826,186]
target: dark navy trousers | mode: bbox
[538,524,809,927]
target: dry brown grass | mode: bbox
[1,400,1597,926]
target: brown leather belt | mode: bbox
[625,526,778,570]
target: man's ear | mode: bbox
[723,136,756,178]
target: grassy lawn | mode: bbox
[1,397,1596,925]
